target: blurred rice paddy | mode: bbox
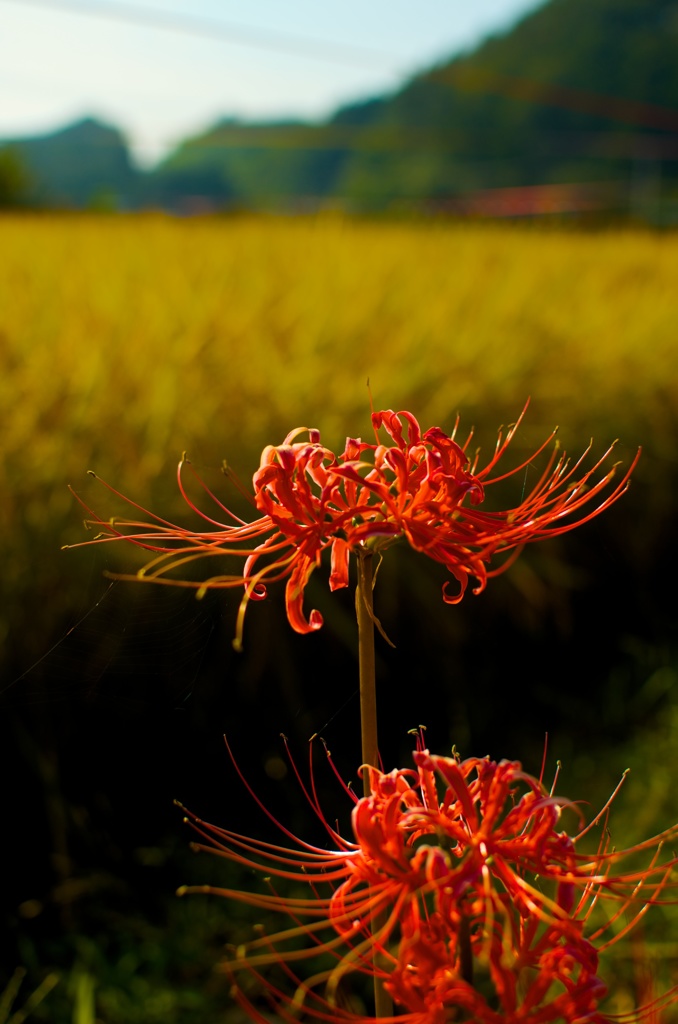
[2,213,675,630]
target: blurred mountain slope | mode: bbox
[0,117,140,209]
[3,0,678,213]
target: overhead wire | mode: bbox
[3,0,677,136]
[3,1,678,143]
[0,0,404,69]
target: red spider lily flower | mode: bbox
[176,737,678,1024]
[66,403,639,649]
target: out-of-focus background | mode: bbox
[2,1,677,1020]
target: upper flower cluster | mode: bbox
[69,403,639,649]
[179,738,678,1024]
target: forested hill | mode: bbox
[0,118,139,209]
[3,0,678,214]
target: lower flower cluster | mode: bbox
[177,739,678,1024]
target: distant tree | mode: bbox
[0,147,32,207]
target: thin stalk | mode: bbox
[356,550,378,795]
[355,548,394,1019]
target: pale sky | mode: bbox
[1,0,544,166]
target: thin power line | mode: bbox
[436,65,678,134]
[5,0,678,140]
[1,0,403,69]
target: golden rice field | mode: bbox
[0,211,674,657]
[2,215,676,621]
[2,215,676,484]
[0,211,675,667]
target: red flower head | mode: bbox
[177,737,678,1024]
[67,403,639,649]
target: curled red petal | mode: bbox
[329,537,350,592]
[284,556,324,635]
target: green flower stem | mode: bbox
[355,548,393,1020]
[356,549,378,794]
